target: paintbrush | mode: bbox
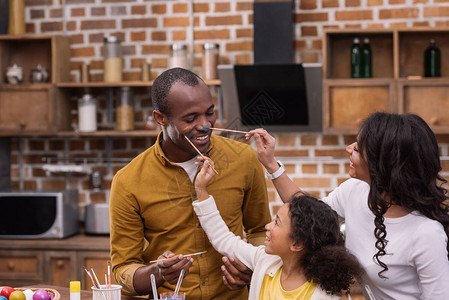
[83,266,98,289]
[210,127,249,134]
[183,135,218,175]
[149,251,207,263]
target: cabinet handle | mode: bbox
[56,260,65,268]
[7,261,15,270]
[19,120,27,129]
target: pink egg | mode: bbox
[32,290,49,300]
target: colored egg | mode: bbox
[0,287,15,299]
[9,291,26,300]
[32,290,49,300]
[22,290,33,300]
[0,296,7,300]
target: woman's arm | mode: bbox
[246,129,303,203]
[413,223,449,299]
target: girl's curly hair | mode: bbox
[357,112,449,278]
[289,193,364,295]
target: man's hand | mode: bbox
[157,251,193,285]
[221,256,253,290]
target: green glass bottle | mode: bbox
[424,40,441,77]
[362,38,372,78]
[351,38,362,78]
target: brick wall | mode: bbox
[11,0,449,219]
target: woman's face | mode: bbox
[346,142,370,183]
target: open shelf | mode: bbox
[323,27,449,133]
[57,79,221,88]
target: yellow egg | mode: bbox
[9,290,26,300]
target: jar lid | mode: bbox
[104,36,120,43]
[203,43,219,50]
[79,94,95,103]
[171,43,187,51]
[8,64,22,71]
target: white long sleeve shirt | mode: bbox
[193,196,338,300]
[322,178,449,300]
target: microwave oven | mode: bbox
[0,190,79,239]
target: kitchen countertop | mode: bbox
[0,233,110,250]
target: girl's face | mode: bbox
[346,142,370,183]
[264,203,295,257]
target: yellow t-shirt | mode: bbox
[259,267,317,300]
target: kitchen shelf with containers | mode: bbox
[55,79,221,138]
[323,27,449,134]
[0,33,222,137]
[0,34,71,135]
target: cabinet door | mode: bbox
[78,251,115,290]
[0,86,51,131]
[0,250,44,286]
[45,250,77,287]
[398,79,449,133]
[323,79,396,133]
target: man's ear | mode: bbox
[153,110,167,127]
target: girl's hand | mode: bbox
[194,157,216,201]
[246,129,279,173]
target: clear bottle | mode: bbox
[117,86,134,131]
[362,38,372,78]
[424,40,441,77]
[202,43,219,80]
[169,43,188,69]
[103,36,123,82]
[351,38,362,78]
[78,94,97,132]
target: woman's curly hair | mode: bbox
[357,112,449,278]
[289,193,364,295]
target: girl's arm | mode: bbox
[246,129,303,203]
[193,158,265,271]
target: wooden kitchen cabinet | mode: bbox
[0,34,71,135]
[0,250,44,286]
[323,78,396,134]
[78,250,116,289]
[323,28,449,133]
[0,235,111,290]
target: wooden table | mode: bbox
[23,285,147,300]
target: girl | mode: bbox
[247,112,449,299]
[193,159,363,300]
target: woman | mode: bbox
[193,158,363,299]
[246,112,449,300]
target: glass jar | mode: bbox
[103,36,122,82]
[144,115,159,131]
[169,43,188,69]
[78,94,97,132]
[202,43,219,80]
[8,0,24,35]
[117,86,134,131]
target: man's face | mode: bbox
[161,81,217,162]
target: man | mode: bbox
[110,68,271,299]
